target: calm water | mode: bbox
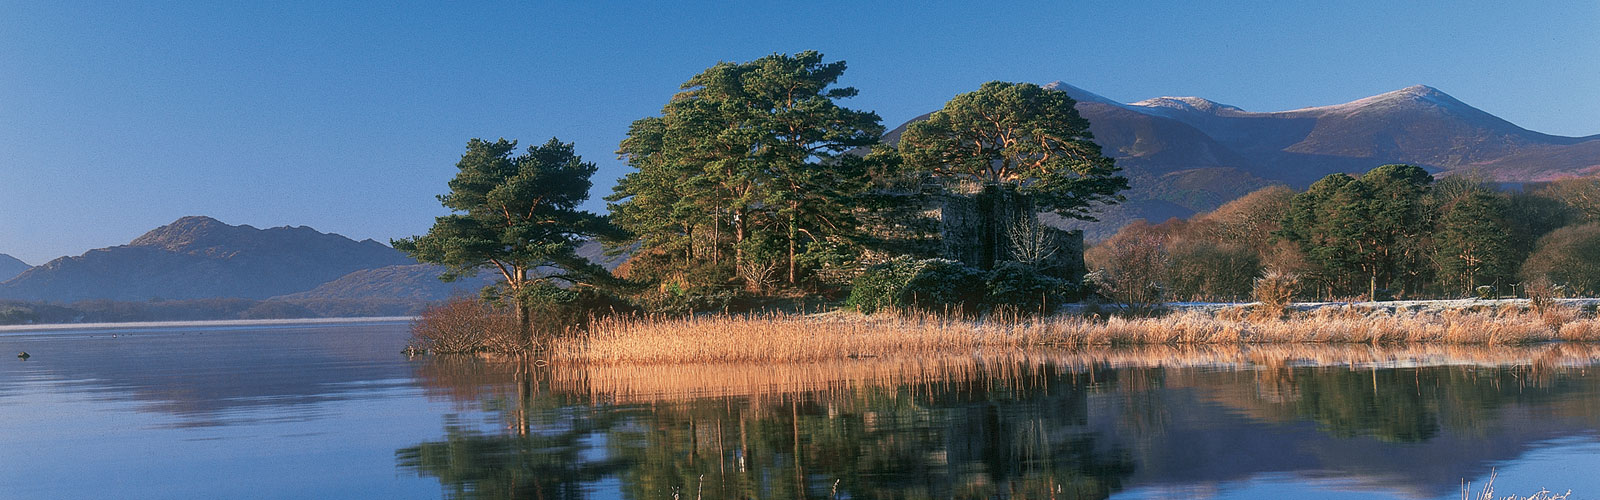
[3,321,1599,499]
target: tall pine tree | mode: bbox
[608,51,882,289]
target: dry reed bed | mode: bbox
[554,305,1600,364]
[550,343,1600,404]
[552,355,1019,405]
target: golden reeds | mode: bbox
[549,343,1600,404]
[551,304,1600,364]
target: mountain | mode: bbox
[887,83,1600,240]
[272,240,624,303]
[0,216,415,302]
[0,254,29,282]
[274,264,497,302]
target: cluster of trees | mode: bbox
[607,56,1123,299]
[398,51,1127,345]
[1089,166,1600,303]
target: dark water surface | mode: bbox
[3,321,1598,499]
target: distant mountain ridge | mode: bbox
[0,216,415,302]
[887,83,1600,239]
[274,264,498,302]
[0,254,29,282]
[2,217,628,306]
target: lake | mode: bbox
[2,320,1597,499]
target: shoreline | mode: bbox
[0,315,416,334]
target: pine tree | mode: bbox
[608,51,882,289]
[394,138,612,340]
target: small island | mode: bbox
[389,52,1600,364]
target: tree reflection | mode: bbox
[398,353,1600,500]
[398,357,631,499]
[400,357,1136,499]
[396,422,627,499]
[1220,364,1581,443]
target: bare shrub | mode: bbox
[1526,277,1556,313]
[1522,277,1576,329]
[1252,271,1299,320]
[1006,213,1059,267]
[410,297,524,354]
[1085,221,1168,309]
[737,258,780,292]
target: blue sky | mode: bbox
[2,1,1597,265]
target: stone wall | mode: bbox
[850,180,1088,282]
[937,184,1086,279]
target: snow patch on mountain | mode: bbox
[1129,96,1246,115]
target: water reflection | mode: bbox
[401,345,1600,499]
[0,321,415,426]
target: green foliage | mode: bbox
[1165,238,1261,302]
[393,137,614,339]
[527,282,636,330]
[846,257,916,314]
[903,259,986,313]
[608,51,884,290]
[1506,191,1575,256]
[627,257,750,314]
[899,81,1127,220]
[644,289,751,315]
[846,257,984,314]
[985,261,1076,313]
[1089,167,1600,302]
[1432,192,1515,296]
[1277,164,1433,298]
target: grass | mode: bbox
[549,302,1600,364]
[549,343,1600,403]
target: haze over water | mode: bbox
[3,321,1599,499]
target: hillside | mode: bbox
[274,264,497,302]
[0,216,415,302]
[276,240,623,302]
[887,83,1600,240]
[0,254,28,282]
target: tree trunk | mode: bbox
[734,208,746,270]
[515,297,532,345]
[787,205,797,285]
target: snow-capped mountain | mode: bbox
[888,82,1600,239]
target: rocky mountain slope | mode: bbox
[887,83,1600,240]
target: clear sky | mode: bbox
[2,1,1597,265]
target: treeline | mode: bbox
[0,298,425,325]
[1088,165,1600,303]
